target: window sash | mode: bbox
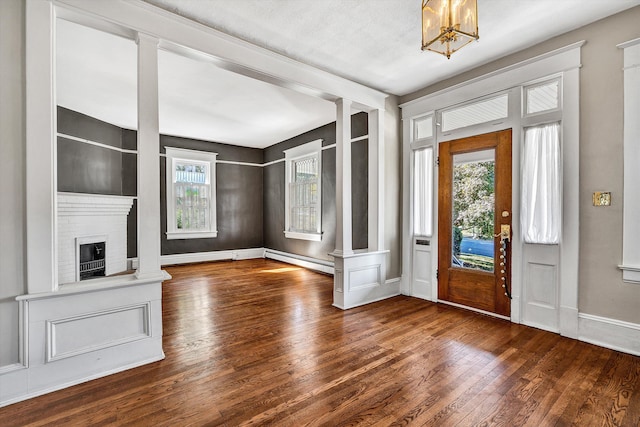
[289,155,319,233]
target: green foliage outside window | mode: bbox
[453,161,495,239]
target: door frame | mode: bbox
[400,41,581,337]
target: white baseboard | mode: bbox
[578,313,640,356]
[264,249,334,274]
[129,248,265,269]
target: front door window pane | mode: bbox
[452,149,495,272]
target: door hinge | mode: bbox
[436,269,439,279]
[436,156,440,166]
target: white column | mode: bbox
[368,109,384,252]
[136,33,162,279]
[334,98,353,256]
[25,0,57,293]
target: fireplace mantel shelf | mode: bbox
[58,192,135,216]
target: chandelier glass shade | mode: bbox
[422,0,479,59]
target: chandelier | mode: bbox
[422,0,479,59]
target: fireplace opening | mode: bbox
[79,242,106,280]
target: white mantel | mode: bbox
[57,192,134,285]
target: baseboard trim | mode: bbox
[333,287,402,310]
[264,249,334,275]
[0,353,165,409]
[129,248,266,269]
[578,313,640,356]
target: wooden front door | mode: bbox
[438,129,512,317]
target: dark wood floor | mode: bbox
[2,259,640,426]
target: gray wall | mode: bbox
[57,117,265,257]
[400,6,640,324]
[0,0,25,367]
[55,109,375,262]
[57,107,125,196]
[159,135,264,255]
[263,113,369,261]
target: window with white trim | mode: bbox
[284,139,322,241]
[165,147,217,240]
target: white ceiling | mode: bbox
[57,0,640,149]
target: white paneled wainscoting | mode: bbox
[1,273,167,407]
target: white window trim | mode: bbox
[284,139,323,241]
[618,38,640,284]
[165,146,218,240]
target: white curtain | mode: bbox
[414,147,433,236]
[521,122,561,244]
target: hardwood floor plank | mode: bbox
[1,259,639,426]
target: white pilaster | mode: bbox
[559,65,580,339]
[334,98,353,256]
[135,33,162,279]
[25,0,57,293]
[368,109,384,252]
[618,38,640,283]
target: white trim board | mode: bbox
[129,248,266,268]
[264,249,334,275]
[57,132,138,154]
[578,313,640,356]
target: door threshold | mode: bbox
[437,299,511,321]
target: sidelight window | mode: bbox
[413,147,434,236]
[521,122,561,244]
[165,147,218,240]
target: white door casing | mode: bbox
[401,42,582,338]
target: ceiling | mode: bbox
[57,0,640,149]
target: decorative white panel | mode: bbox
[525,263,558,308]
[46,303,151,363]
[332,250,396,309]
[412,244,433,300]
[349,265,381,290]
[334,269,343,293]
[522,243,560,332]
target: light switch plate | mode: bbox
[593,192,611,206]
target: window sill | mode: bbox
[284,231,322,242]
[619,264,640,284]
[166,231,218,240]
